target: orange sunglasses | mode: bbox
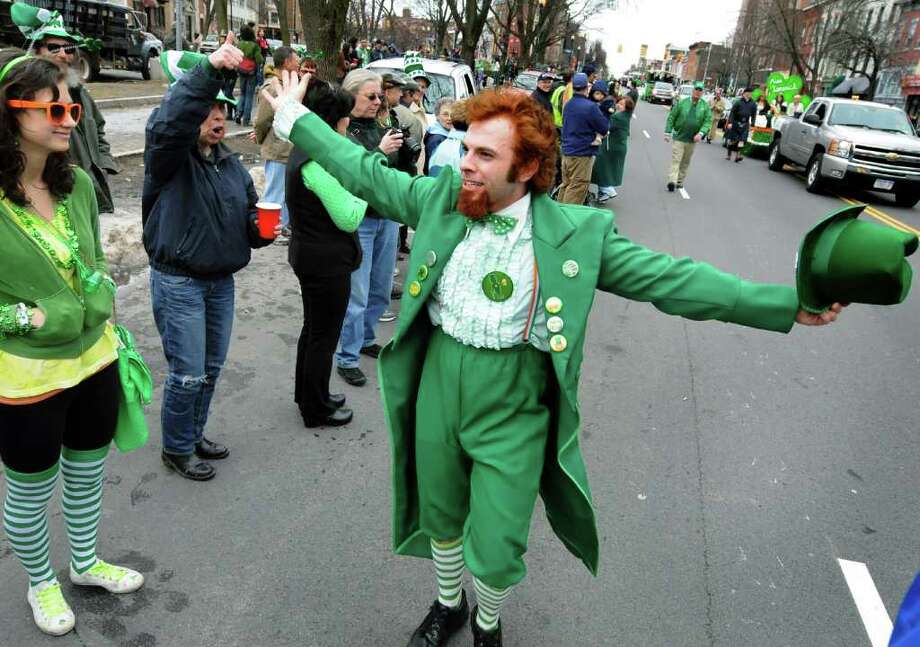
[7,100,82,125]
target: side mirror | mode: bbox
[803,113,822,126]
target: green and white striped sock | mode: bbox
[3,463,59,587]
[60,445,109,574]
[473,576,513,633]
[431,537,465,609]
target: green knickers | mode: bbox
[415,326,552,589]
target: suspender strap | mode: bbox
[522,257,539,343]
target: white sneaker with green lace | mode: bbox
[69,559,144,593]
[27,580,75,636]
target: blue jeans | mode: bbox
[335,217,398,368]
[263,160,290,227]
[239,73,257,124]
[150,269,235,456]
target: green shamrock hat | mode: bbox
[11,2,82,43]
[796,204,918,313]
[160,50,238,106]
[404,50,428,81]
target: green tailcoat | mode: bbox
[287,112,800,575]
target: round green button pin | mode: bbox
[417,265,429,281]
[481,271,514,302]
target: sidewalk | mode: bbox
[86,79,167,102]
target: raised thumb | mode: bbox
[225,31,235,46]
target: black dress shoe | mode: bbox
[407,590,469,647]
[327,393,346,409]
[666,181,675,192]
[391,285,403,300]
[161,452,216,481]
[303,407,353,428]
[337,366,367,386]
[195,437,229,459]
[360,343,382,359]
[470,606,502,647]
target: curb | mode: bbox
[95,94,165,110]
[113,128,254,159]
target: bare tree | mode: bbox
[830,1,902,98]
[414,0,451,54]
[299,0,350,81]
[215,0,228,35]
[445,0,493,67]
[277,0,291,44]
[348,0,393,40]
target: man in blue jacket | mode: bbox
[557,72,608,205]
[143,35,277,481]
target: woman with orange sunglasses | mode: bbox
[0,49,144,637]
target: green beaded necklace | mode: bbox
[4,199,115,295]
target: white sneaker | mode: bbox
[69,560,144,593]
[27,580,75,636]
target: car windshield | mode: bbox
[679,86,693,96]
[369,67,454,114]
[829,104,915,136]
[514,73,538,91]
[654,82,671,91]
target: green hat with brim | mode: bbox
[693,81,705,90]
[796,203,918,313]
[160,50,238,107]
[12,3,82,43]
[404,50,428,82]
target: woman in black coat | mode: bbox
[286,80,363,427]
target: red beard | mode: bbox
[456,184,490,220]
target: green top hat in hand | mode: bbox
[796,204,918,313]
[160,50,237,106]
[11,2,82,43]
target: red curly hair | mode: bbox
[464,88,558,194]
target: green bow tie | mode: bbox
[467,213,518,236]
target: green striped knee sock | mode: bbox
[3,463,59,586]
[61,445,109,574]
[431,538,465,609]
[473,576,513,633]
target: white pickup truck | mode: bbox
[768,98,920,207]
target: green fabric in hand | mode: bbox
[301,161,368,233]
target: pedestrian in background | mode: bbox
[0,49,143,637]
[286,78,362,428]
[424,97,454,175]
[143,36,276,481]
[789,94,805,118]
[255,27,269,87]
[591,95,634,202]
[663,80,711,192]
[725,87,756,162]
[428,99,468,177]
[707,87,727,143]
[234,25,263,126]
[334,69,404,387]
[558,72,608,205]
[531,72,555,114]
[255,46,300,241]
[30,20,119,213]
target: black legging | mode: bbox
[294,272,351,420]
[0,362,119,473]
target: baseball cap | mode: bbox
[538,72,554,81]
[572,72,588,89]
[693,81,705,90]
[582,63,595,76]
[403,79,420,92]
[381,72,407,88]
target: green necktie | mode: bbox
[467,213,518,236]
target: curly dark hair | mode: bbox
[0,49,74,206]
[302,78,355,129]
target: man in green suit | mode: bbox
[262,72,843,647]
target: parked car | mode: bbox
[769,98,920,206]
[649,81,674,105]
[199,33,219,54]
[0,0,162,81]
[512,70,542,92]
[367,57,477,125]
[674,83,694,102]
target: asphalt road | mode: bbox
[1,103,919,647]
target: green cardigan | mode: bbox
[286,109,799,575]
[0,168,113,360]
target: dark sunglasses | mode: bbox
[43,43,80,54]
[7,100,82,125]
[363,93,383,101]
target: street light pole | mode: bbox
[174,0,183,49]
[702,43,712,85]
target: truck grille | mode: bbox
[851,145,920,177]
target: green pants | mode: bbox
[415,326,551,588]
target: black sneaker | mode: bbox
[337,366,367,386]
[407,590,469,647]
[666,182,675,192]
[360,344,382,359]
[194,437,229,460]
[471,606,503,647]
[161,452,215,481]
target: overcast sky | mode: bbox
[583,0,743,75]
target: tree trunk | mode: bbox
[278,0,291,45]
[215,0,228,34]
[300,0,349,83]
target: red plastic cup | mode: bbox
[256,201,282,239]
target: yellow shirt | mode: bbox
[0,203,119,401]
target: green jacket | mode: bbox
[237,40,264,69]
[286,111,799,575]
[0,168,113,360]
[665,97,713,142]
[592,109,630,188]
[70,84,118,213]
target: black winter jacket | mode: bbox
[345,114,401,219]
[142,61,271,279]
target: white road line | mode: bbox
[642,129,650,139]
[679,188,690,200]
[837,559,893,647]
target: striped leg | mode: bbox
[3,463,59,586]
[60,446,108,574]
[432,537,465,609]
[473,576,513,633]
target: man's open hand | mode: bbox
[261,69,311,111]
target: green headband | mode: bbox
[0,55,31,84]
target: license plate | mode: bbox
[874,179,895,190]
